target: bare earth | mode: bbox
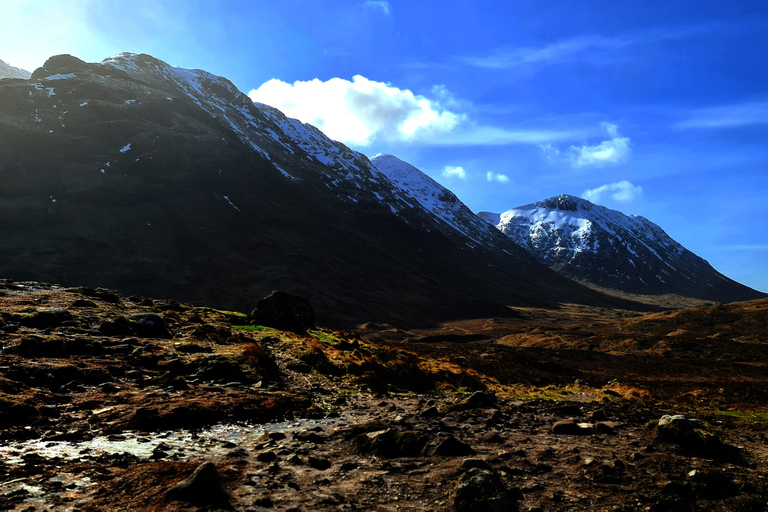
[0,280,767,511]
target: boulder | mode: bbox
[248,291,315,332]
[452,467,513,512]
[165,462,230,507]
[434,436,475,456]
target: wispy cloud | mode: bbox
[442,166,467,180]
[363,1,390,15]
[249,75,461,146]
[674,100,768,129]
[486,171,510,183]
[582,180,643,203]
[427,125,587,146]
[458,22,733,70]
[708,244,768,251]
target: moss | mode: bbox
[713,411,768,422]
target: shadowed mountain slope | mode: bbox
[0,53,638,327]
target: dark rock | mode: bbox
[18,308,73,328]
[460,458,493,471]
[165,461,230,506]
[420,406,440,417]
[589,409,609,421]
[452,467,513,512]
[267,431,287,441]
[308,456,331,470]
[652,415,720,452]
[248,291,315,332]
[128,313,172,338]
[295,430,326,444]
[551,418,589,435]
[434,436,475,457]
[551,404,582,416]
[480,432,504,444]
[595,421,617,435]
[350,428,428,458]
[253,496,274,508]
[257,451,278,463]
[71,299,97,308]
[465,390,498,408]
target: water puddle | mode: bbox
[0,414,352,465]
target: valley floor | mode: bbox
[0,281,767,511]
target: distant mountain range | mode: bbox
[479,194,763,303]
[0,53,761,327]
[0,59,31,80]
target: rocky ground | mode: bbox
[0,280,767,511]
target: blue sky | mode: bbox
[3,0,767,292]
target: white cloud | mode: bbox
[249,75,461,146]
[486,171,510,183]
[582,180,643,203]
[569,122,630,167]
[363,1,390,15]
[443,166,467,180]
[674,100,768,129]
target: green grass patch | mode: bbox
[194,307,248,322]
[713,411,768,422]
[308,329,341,345]
[232,325,266,332]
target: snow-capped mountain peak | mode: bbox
[479,195,761,302]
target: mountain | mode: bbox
[0,58,31,79]
[0,53,631,327]
[479,194,764,303]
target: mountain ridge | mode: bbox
[0,58,31,80]
[0,53,637,327]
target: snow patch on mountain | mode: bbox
[370,154,503,244]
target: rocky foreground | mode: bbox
[0,280,767,511]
